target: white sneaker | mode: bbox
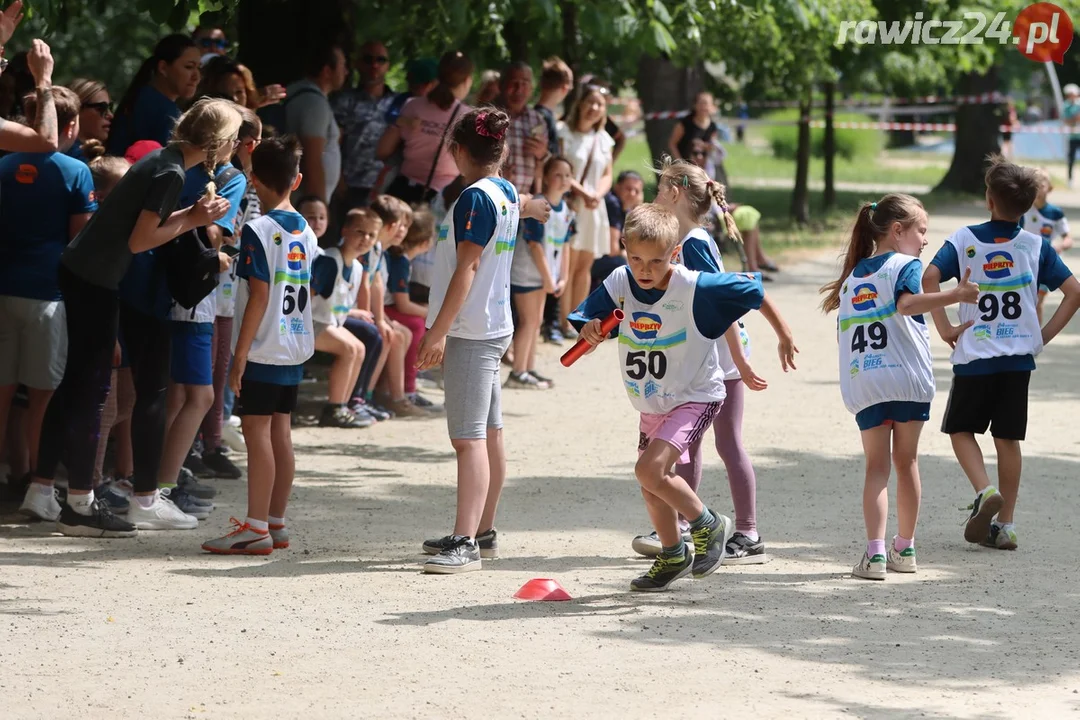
[127,494,199,530]
[20,484,61,521]
[227,414,241,428]
[852,551,886,581]
[887,539,917,573]
[222,423,246,453]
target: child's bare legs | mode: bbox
[860,424,892,548]
[315,326,364,404]
[366,329,392,395]
[635,440,705,547]
[381,321,411,402]
[511,291,543,376]
[892,421,924,541]
[267,412,294,520]
[951,432,992,493]
[157,383,214,487]
[993,437,1022,524]
[477,428,504,534]
[742,227,762,272]
[243,414,274,521]
[562,248,594,331]
[1037,291,1046,325]
[451,438,489,537]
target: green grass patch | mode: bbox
[763,108,884,162]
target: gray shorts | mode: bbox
[314,321,332,338]
[443,334,512,440]
[0,295,67,390]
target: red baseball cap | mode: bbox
[124,140,162,165]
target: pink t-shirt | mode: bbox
[398,97,470,192]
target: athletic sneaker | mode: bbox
[351,405,377,425]
[505,371,549,390]
[423,536,481,574]
[409,392,443,413]
[852,552,887,580]
[423,529,498,559]
[962,487,1004,544]
[177,468,217,499]
[350,397,390,422]
[887,542,917,573]
[19,484,61,521]
[319,405,371,428]
[160,487,211,521]
[127,494,199,530]
[202,447,242,480]
[689,513,735,578]
[631,529,692,558]
[202,518,273,555]
[269,523,289,549]
[543,326,564,345]
[723,532,769,565]
[981,523,1018,550]
[631,549,694,592]
[56,500,138,538]
[183,448,215,479]
[388,397,427,418]
[221,423,246,453]
[95,481,131,514]
[528,369,554,387]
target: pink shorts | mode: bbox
[638,401,722,463]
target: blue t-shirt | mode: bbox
[452,178,517,247]
[65,140,86,163]
[569,266,764,339]
[311,254,341,299]
[930,220,1073,375]
[852,252,925,324]
[605,192,625,233]
[386,252,411,295]
[238,208,309,386]
[680,235,722,274]
[0,151,97,300]
[107,85,181,156]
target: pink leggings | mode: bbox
[384,306,425,395]
[675,379,758,534]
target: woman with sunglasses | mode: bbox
[67,78,112,161]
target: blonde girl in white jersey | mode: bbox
[820,194,979,580]
[416,107,552,575]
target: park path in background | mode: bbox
[3,197,1080,718]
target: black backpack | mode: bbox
[162,166,244,310]
[257,85,321,136]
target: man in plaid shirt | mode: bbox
[497,62,550,196]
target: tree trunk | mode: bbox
[237,0,353,88]
[636,56,705,166]
[823,80,836,211]
[560,0,579,78]
[935,67,1001,195]
[502,19,529,64]
[791,94,812,224]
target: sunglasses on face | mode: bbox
[199,38,229,50]
[361,54,389,65]
[82,101,114,115]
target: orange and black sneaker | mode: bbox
[268,523,289,549]
[202,518,272,555]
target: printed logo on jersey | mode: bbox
[849,358,860,377]
[15,164,37,184]
[973,323,992,339]
[966,246,977,258]
[851,284,879,311]
[273,232,282,246]
[437,225,449,243]
[1040,223,1053,238]
[629,312,663,339]
[287,241,306,270]
[662,300,684,312]
[983,251,1014,279]
[624,380,641,398]
[274,241,311,284]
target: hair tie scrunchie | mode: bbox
[475,112,505,140]
[869,202,877,211]
[720,204,729,214]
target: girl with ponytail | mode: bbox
[628,156,797,565]
[107,34,201,155]
[821,193,978,581]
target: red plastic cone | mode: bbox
[513,578,572,601]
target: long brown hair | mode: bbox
[657,156,739,242]
[819,193,925,313]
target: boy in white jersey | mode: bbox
[203,135,318,555]
[1023,168,1072,323]
[924,158,1080,552]
[571,203,764,591]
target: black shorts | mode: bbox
[236,380,299,416]
[941,371,1030,440]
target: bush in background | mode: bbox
[765,109,884,161]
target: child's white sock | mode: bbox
[246,517,269,532]
[979,486,998,498]
[742,530,760,542]
[135,491,157,509]
[70,491,95,515]
[268,515,285,528]
[34,482,54,497]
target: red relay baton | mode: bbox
[560,309,625,367]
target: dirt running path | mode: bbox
[4,199,1080,719]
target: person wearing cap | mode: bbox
[332,40,395,211]
[1064,83,1080,188]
